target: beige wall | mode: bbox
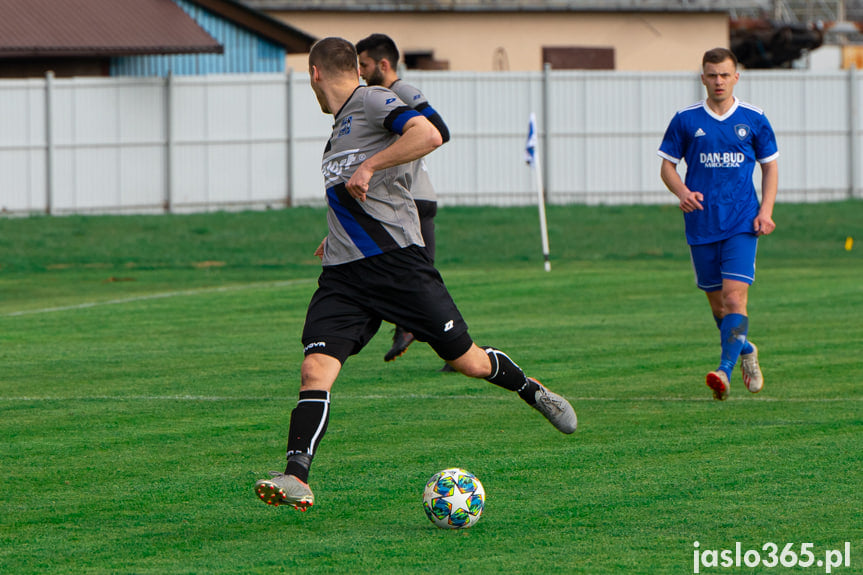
[278,11,728,72]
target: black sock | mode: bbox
[284,389,330,483]
[483,347,539,405]
[285,454,312,483]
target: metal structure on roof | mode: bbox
[242,0,863,21]
[242,0,759,11]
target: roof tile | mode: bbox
[0,0,222,58]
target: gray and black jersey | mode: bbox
[387,79,450,203]
[320,86,425,266]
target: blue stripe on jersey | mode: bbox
[414,102,451,143]
[387,107,421,134]
[326,186,384,258]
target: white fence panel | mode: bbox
[47,77,167,213]
[403,72,543,206]
[738,71,853,202]
[170,74,289,212]
[287,71,334,206]
[1,69,861,215]
[0,79,47,213]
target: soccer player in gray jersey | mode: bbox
[356,33,450,363]
[254,37,577,512]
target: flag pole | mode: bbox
[526,113,551,272]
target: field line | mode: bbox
[0,394,859,403]
[2,278,316,317]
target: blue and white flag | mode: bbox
[524,112,551,272]
[525,113,537,167]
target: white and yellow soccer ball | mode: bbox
[422,468,485,529]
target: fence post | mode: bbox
[44,71,54,215]
[286,68,293,207]
[850,65,858,200]
[542,63,551,203]
[164,72,174,213]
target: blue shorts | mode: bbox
[689,233,758,292]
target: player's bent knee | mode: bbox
[300,353,342,392]
[447,344,492,379]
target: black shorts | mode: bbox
[302,245,472,363]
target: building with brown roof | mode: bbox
[244,0,733,72]
[0,0,315,77]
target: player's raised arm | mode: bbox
[346,116,442,201]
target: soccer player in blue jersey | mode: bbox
[253,37,576,511]
[356,33,451,364]
[658,47,779,401]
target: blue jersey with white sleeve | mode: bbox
[658,97,779,245]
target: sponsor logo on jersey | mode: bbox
[699,152,744,168]
[443,320,454,332]
[734,124,751,140]
[695,128,707,137]
[338,116,352,137]
[322,149,360,184]
[385,97,396,105]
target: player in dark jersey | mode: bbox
[254,37,576,511]
[658,47,778,401]
[356,33,450,364]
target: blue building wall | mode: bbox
[111,0,285,76]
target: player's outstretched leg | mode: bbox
[483,347,577,434]
[384,325,415,362]
[255,389,330,510]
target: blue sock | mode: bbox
[715,314,753,355]
[718,314,749,378]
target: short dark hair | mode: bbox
[702,47,738,69]
[309,37,357,74]
[355,33,400,68]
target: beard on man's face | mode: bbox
[365,65,385,87]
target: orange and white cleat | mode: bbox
[706,370,730,401]
[740,343,763,393]
[255,472,314,511]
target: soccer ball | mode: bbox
[422,468,485,529]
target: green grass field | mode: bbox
[1,202,861,574]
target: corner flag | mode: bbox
[525,113,538,167]
[526,113,551,272]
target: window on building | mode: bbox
[542,47,615,70]
[404,51,449,70]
